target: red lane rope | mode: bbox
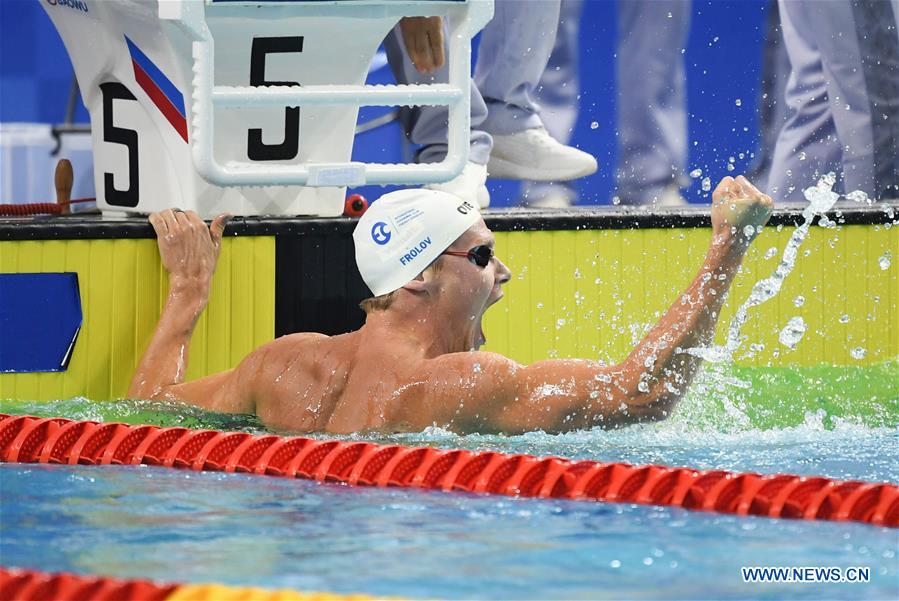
[0,567,175,601]
[1,414,896,527]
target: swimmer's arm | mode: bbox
[484,237,748,431]
[131,334,314,414]
[126,282,254,413]
[603,176,773,422]
[128,209,251,411]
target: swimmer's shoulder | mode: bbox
[390,352,524,430]
[422,351,522,377]
[239,332,330,373]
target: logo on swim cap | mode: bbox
[371,222,391,245]
[456,200,476,215]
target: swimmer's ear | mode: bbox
[401,271,435,295]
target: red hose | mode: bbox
[0,198,95,216]
[1,414,896,527]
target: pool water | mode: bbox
[1,362,897,599]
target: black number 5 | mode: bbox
[100,82,139,207]
[248,36,304,161]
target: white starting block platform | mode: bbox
[43,0,492,217]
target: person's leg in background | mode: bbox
[475,0,597,183]
[519,0,584,208]
[768,0,899,202]
[748,0,793,192]
[384,24,493,208]
[849,1,899,200]
[615,0,690,206]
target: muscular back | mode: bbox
[247,332,440,433]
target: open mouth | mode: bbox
[473,291,505,349]
[476,318,486,349]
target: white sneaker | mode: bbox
[426,162,490,209]
[488,128,598,182]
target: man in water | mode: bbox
[130,176,772,434]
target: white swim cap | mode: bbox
[353,189,481,297]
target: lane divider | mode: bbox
[0,567,398,601]
[1,414,896,527]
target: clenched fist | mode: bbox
[710,175,774,248]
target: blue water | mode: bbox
[1,427,897,600]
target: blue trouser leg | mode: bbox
[474,0,562,135]
[615,0,691,205]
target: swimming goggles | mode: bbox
[441,245,494,268]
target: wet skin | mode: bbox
[130,176,773,434]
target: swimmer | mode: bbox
[129,176,773,434]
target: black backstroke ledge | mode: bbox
[0,203,895,241]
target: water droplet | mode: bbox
[610,560,621,568]
[555,318,566,329]
[742,225,756,237]
[793,295,805,307]
[735,98,742,107]
[850,347,867,360]
[726,163,735,172]
[637,381,650,393]
[799,151,807,161]
[764,246,778,260]
[701,177,711,192]
[879,252,891,270]
[590,121,599,130]
[472,363,482,373]
[839,314,850,324]
[778,316,807,349]
[643,557,654,566]
[690,168,702,178]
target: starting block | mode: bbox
[42,0,492,217]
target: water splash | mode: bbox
[685,173,839,363]
[778,316,807,349]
